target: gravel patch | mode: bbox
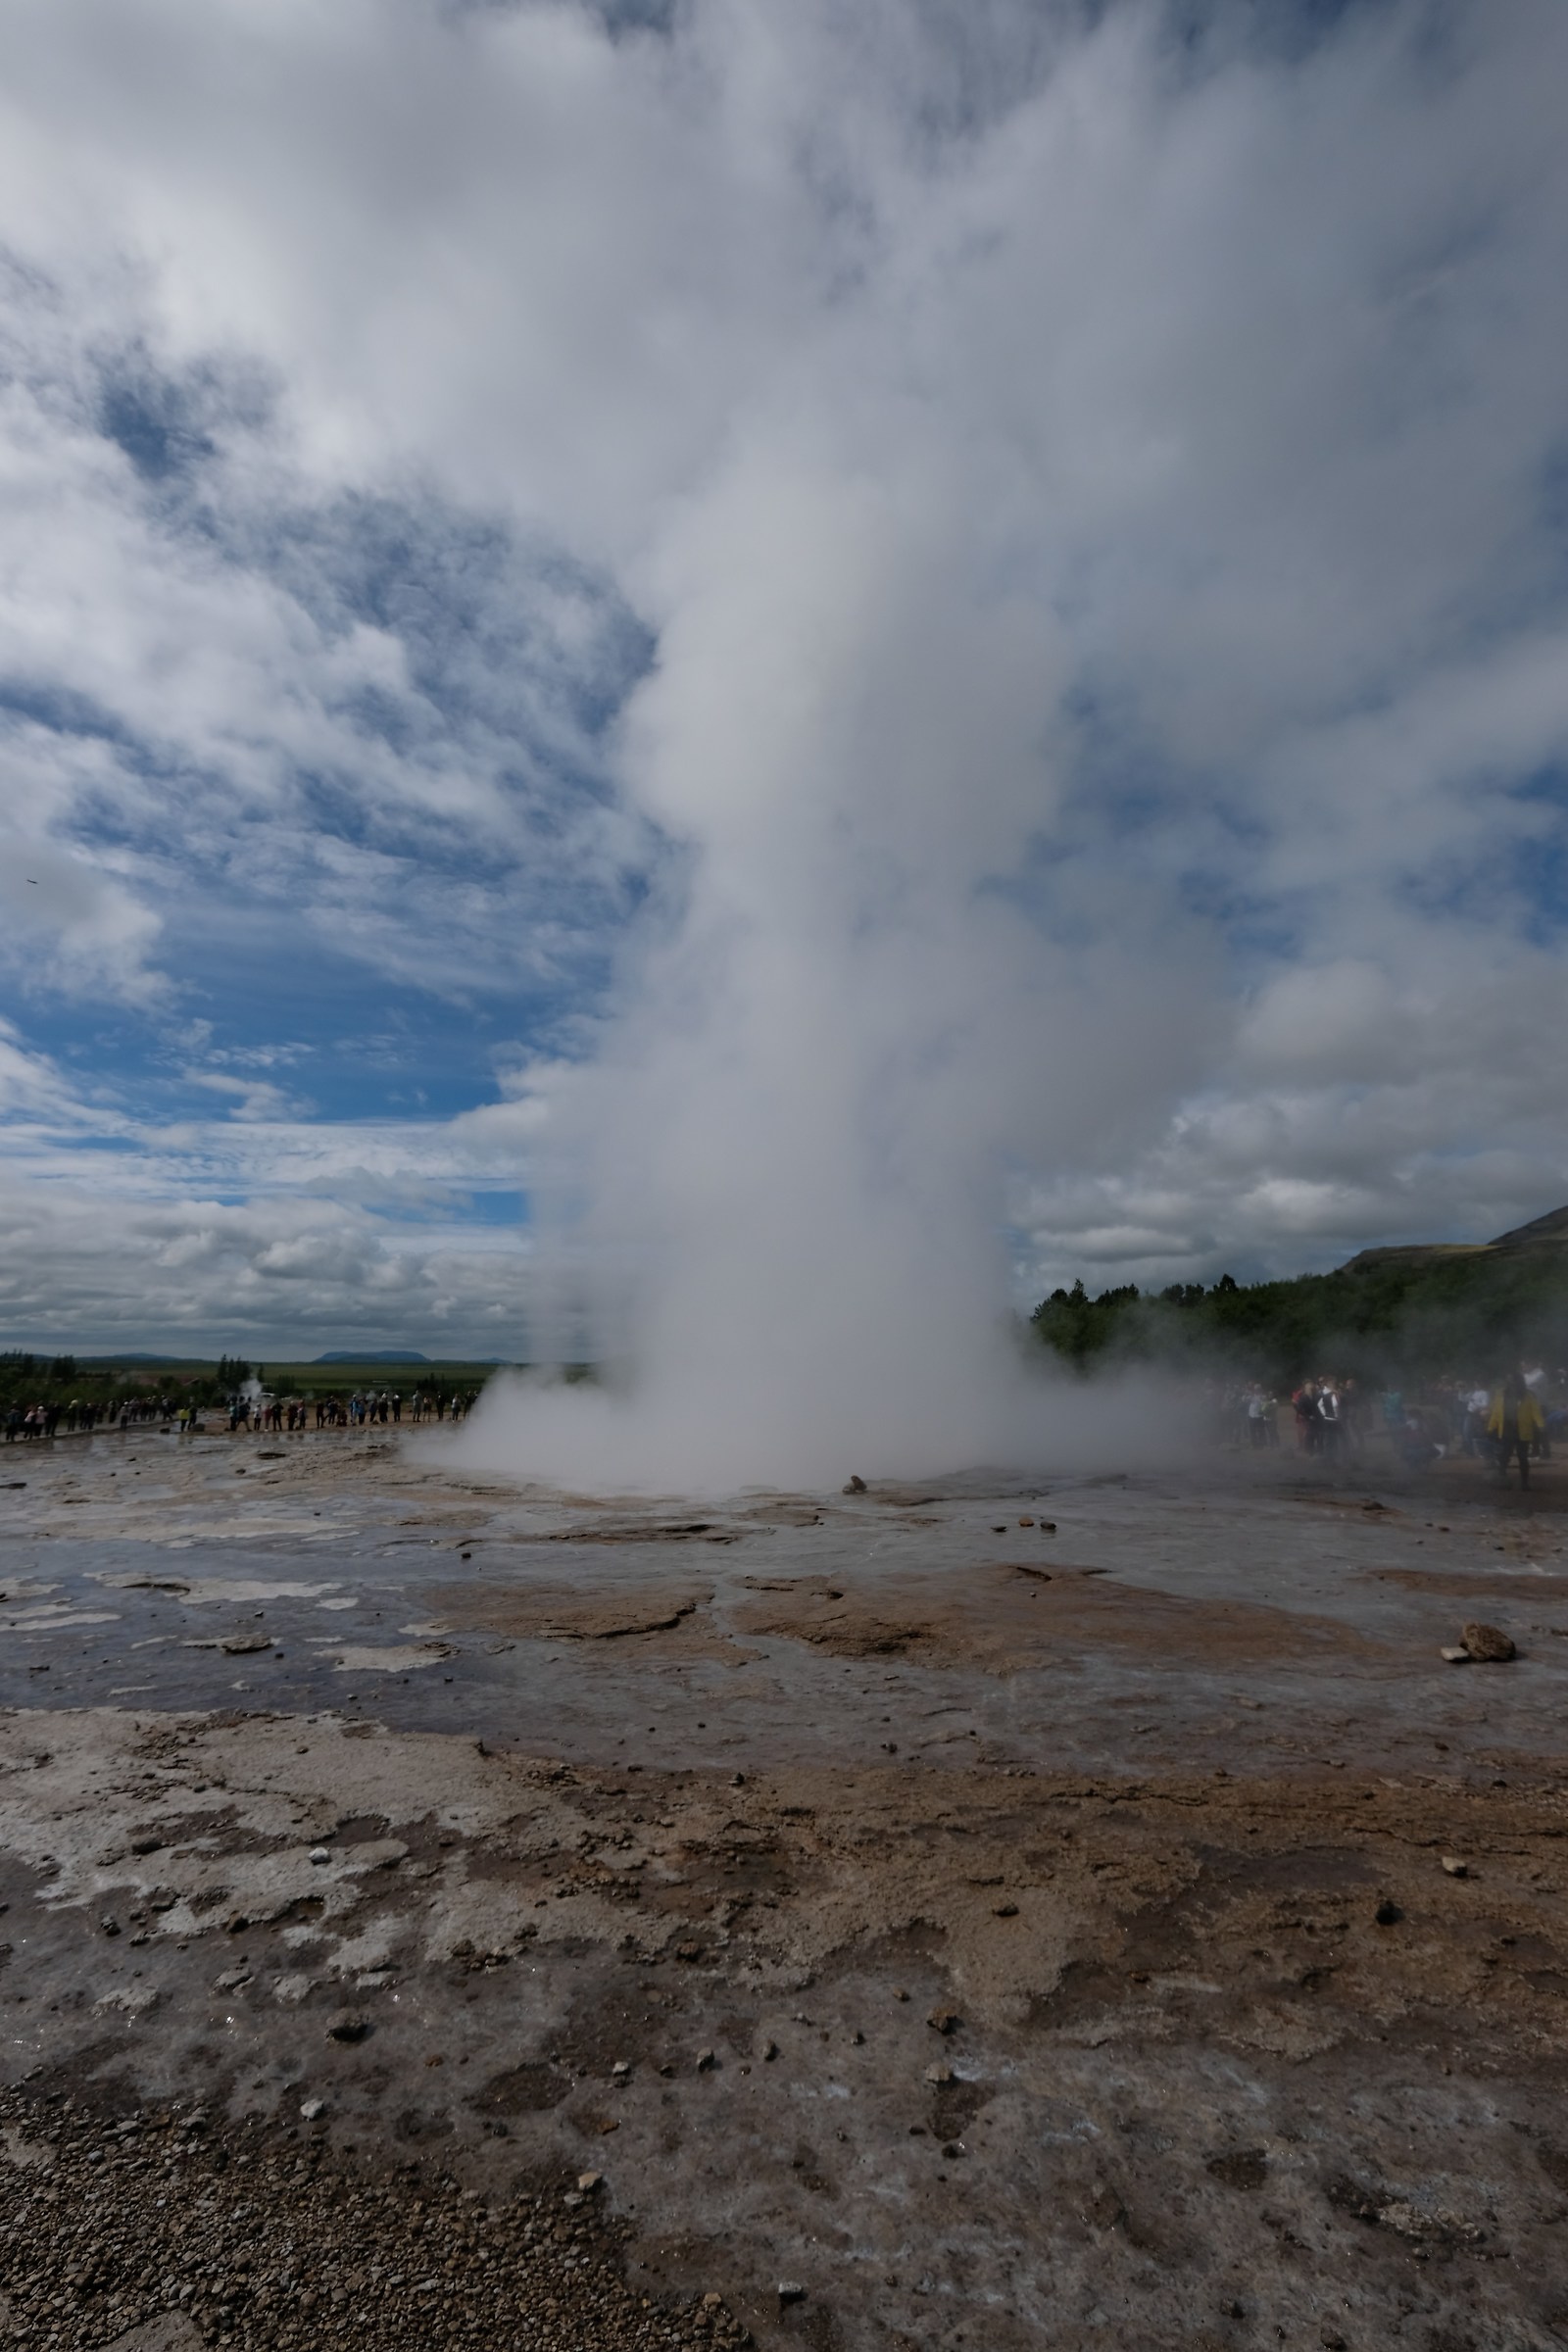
[0,2082,746,2350]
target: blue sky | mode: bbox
[1,0,1567,1358]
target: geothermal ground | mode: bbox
[1,1430,1567,2351]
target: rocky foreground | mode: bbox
[1,1431,1567,2348]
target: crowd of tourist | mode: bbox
[1221,1363,1564,1485]
[223,1388,476,1432]
[4,1395,176,1440]
[4,1387,480,1442]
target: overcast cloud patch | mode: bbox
[0,0,1565,1350]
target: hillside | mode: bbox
[1032,1210,1568,1384]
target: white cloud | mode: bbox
[0,0,1566,1403]
[0,1030,537,1350]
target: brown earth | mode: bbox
[729,1562,1394,1670]
[5,1428,1568,2348]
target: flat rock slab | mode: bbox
[3,1434,1568,2349]
[105,2318,206,2352]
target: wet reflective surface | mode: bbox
[3,1428,1568,2349]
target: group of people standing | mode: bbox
[5,1396,174,1440]
[6,1386,481,1442]
[1231,1364,1561,1486]
[223,1388,477,1432]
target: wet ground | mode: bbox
[2,1426,1567,2350]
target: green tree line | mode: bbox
[1030,1248,1568,1387]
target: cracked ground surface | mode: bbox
[2,1427,1568,2349]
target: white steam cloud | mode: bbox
[460,413,1210,1484]
[444,0,1568,1488]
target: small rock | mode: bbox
[927,2008,960,2035]
[924,2062,955,2085]
[299,2097,326,2123]
[1019,1516,1034,1527]
[843,1476,866,1494]
[778,2282,807,2307]
[576,2170,603,2193]
[1440,1645,1471,1664]
[220,1632,273,1655]
[703,2292,723,2310]
[696,2047,717,2072]
[1039,1520,1056,1533]
[992,1901,1019,1918]
[100,1916,121,1937]
[991,1524,1006,1534]
[307,1846,331,1865]
[760,2038,778,2063]
[1320,2331,1348,2351]
[1441,1855,1469,1878]
[214,1968,252,1991]
[1461,1622,1515,1662]
[325,2010,370,2043]
[612,2060,631,2079]
[1374,1899,1402,1927]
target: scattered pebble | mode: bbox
[0,2082,742,2351]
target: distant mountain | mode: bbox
[1035,1201,1568,1382]
[1488,1203,1568,1250]
[315,1349,430,1364]
[1339,1203,1568,1275]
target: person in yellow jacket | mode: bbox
[1488,1369,1544,1487]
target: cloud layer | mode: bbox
[1,0,1566,1369]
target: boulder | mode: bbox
[1461,1622,1515,1662]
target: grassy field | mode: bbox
[255,1360,510,1394]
